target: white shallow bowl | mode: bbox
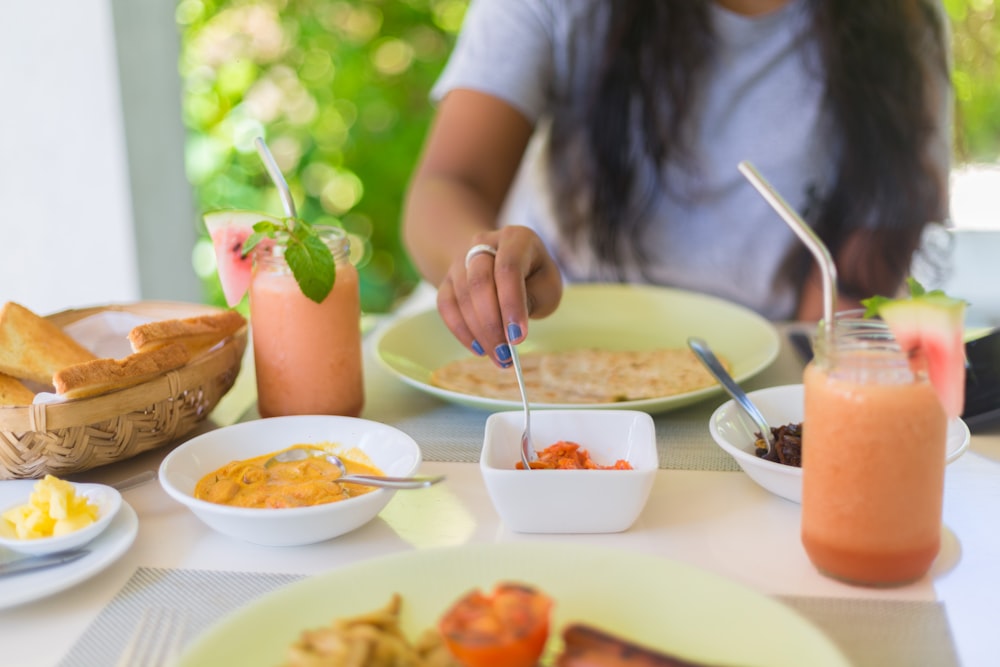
[0,483,122,556]
[159,415,422,547]
[480,410,658,533]
[709,384,972,504]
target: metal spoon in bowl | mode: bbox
[264,448,445,489]
[687,337,774,456]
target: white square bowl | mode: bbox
[480,410,658,533]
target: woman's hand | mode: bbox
[437,225,563,367]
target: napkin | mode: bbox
[32,311,152,405]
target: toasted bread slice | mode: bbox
[128,310,246,358]
[0,372,35,406]
[0,302,98,386]
[53,344,190,400]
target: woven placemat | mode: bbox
[777,595,960,667]
[60,567,958,667]
[326,399,741,472]
[57,568,304,667]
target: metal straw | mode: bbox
[254,137,297,218]
[737,161,837,343]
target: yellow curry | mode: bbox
[194,444,384,509]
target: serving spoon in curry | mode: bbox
[264,448,445,490]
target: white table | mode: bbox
[2,305,999,667]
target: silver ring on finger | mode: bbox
[464,243,498,270]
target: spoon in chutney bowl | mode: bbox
[265,448,445,490]
[688,337,775,456]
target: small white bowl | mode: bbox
[0,483,122,556]
[480,410,658,533]
[159,415,423,547]
[709,384,972,504]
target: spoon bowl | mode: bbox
[688,337,774,455]
[265,447,444,490]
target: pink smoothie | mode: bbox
[250,261,364,418]
[801,359,947,586]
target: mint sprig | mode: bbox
[861,277,958,318]
[243,217,336,304]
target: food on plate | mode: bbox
[431,347,726,403]
[204,209,281,307]
[194,444,384,509]
[1,475,99,539]
[516,441,633,470]
[0,371,35,406]
[862,277,967,419]
[283,593,458,667]
[754,422,802,467]
[128,309,246,358]
[558,623,721,667]
[287,586,723,667]
[52,343,191,400]
[540,348,724,403]
[0,301,97,386]
[438,583,553,667]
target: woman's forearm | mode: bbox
[403,174,502,287]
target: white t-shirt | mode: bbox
[431,0,940,320]
[431,0,950,319]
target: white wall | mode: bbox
[0,0,199,316]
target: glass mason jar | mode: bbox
[801,311,947,586]
[249,226,364,418]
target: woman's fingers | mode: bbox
[436,227,562,367]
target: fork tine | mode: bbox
[117,607,187,667]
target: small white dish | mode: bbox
[0,483,122,556]
[709,384,972,504]
[0,485,138,610]
[159,415,423,546]
[480,409,658,533]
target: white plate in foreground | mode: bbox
[179,542,849,667]
[376,283,780,414]
[0,480,138,610]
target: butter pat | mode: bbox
[1,475,98,540]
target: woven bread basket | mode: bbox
[0,301,248,480]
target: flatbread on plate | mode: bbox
[430,348,725,404]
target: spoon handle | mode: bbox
[688,337,774,445]
[338,474,445,489]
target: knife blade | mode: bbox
[0,549,90,578]
[788,330,814,364]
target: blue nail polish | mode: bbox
[507,323,522,342]
[500,361,512,369]
[495,344,512,363]
[471,340,485,356]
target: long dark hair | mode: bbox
[547,0,950,299]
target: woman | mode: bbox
[403,0,952,368]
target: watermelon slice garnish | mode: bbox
[862,278,967,419]
[204,210,281,307]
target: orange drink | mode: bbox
[249,226,364,418]
[801,315,947,586]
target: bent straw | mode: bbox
[254,137,297,218]
[737,160,837,344]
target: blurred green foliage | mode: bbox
[178,0,468,312]
[945,0,1000,161]
[180,0,999,312]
